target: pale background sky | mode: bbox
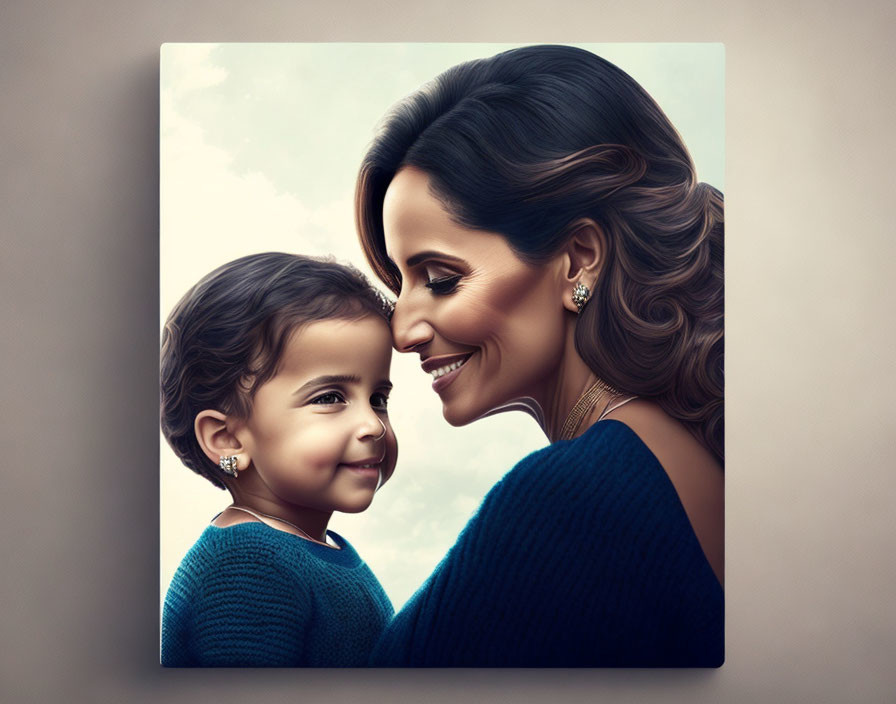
[160,43,724,611]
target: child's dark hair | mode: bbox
[160,252,394,489]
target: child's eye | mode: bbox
[371,392,390,410]
[311,391,345,405]
[424,274,461,295]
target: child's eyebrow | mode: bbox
[293,375,360,395]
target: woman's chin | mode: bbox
[440,398,511,426]
[440,398,482,427]
[441,405,472,427]
[442,395,543,427]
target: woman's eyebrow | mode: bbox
[405,251,465,268]
[292,375,360,395]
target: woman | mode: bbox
[356,45,724,666]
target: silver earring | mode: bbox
[572,282,591,314]
[219,455,239,477]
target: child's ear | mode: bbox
[194,410,249,473]
[560,219,605,314]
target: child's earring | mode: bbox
[219,455,240,478]
[572,281,591,314]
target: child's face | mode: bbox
[237,315,397,514]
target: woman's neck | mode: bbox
[527,323,613,443]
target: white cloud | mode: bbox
[450,493,480,520]
[161,44,228,98]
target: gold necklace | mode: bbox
[228,505,336,549]
[557,377,619,442]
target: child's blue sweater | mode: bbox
[162,523,393,667]
[370,420,724,667]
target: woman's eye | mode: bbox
[424,274,461,295]
[311,391,345,405]
[371,392,390,410]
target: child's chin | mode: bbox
[337,495,376,513]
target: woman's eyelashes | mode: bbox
[424,273,462,295]
[371,391,390,410]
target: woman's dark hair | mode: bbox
[160,252,393,489]
[356,45,724,463]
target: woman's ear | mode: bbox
[560,219,606,313]
[194,410,249,473]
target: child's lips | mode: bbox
[339,458,382,478]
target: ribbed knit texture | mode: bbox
[370,420,724,667]
[161,523,393,667]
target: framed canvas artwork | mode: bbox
[160,43,724,667]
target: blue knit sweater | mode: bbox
[161,523,393,667]
[370,420,723,667]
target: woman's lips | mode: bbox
[425,353,473,393]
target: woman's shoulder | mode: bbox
[481,419,698,544]
[482,417,722,587]
[600,400,725,584]
[499,419,663,494]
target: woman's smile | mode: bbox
[422,352,474,391]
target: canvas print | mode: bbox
[160,43,725,667]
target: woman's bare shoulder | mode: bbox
[600,399,724,586]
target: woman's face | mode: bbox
[382,167,570,425]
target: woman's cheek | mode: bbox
[446,303,496,343]
[447,282,508,342]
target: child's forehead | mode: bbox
[278,315,392,374]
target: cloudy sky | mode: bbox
[160,43,724,610]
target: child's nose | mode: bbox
[356,410,387,441]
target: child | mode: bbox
[160,252,397,667]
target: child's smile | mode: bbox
[233,315,397,518]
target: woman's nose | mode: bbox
[390,292,434,353]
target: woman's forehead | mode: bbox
[382,168,449,241]
[383,169,509,266]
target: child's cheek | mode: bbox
[295,420,348,471]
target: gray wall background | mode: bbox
[1,1,894,702]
